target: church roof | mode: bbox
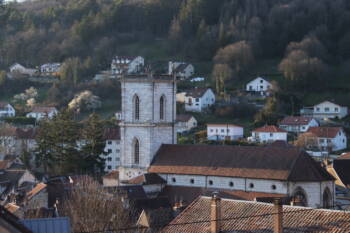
[148,144,334,182]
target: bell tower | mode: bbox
[119,73,177,181]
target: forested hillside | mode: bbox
[1,0,350,109]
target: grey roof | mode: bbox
[21,217,71,233]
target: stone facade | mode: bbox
[119,75,176,181]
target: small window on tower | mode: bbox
[160,96,165,120]
[134,139,140,164]
[134,95,140,120]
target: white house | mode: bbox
[26,107,58,120]
[250,125,287,143]
[9,63,37,76]
[168,62,194,79]
[279,116,319,133]
[176,114,197,133]
[207,123,243,141]
[0,102,15,118]
[184,88,215,112]
[103,128,121,172]
[246,77,272,96]
[306,127,347,152]
[0,127,37,155]
[300,101,348,119]
[111,56,144,75]
[40,63,61,75]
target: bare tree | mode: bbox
[59,177,132,233]
[294,132,318,149]
[212,63,232,96]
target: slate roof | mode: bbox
[280,116,315,126]
[185,88,210,98]
[21,217,71,233]
[103,127,120,140]
[307,127,342,138]
[176,114,194,122]
[162,196,350,233]
[253,125,287,133]
[333,156,350,187]
[125,173,166,185]
[148,144,334,182]
[117,185,147,200]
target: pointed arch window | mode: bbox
[160,95,165,120]
[133,95,140,120]
[134,138,140,164]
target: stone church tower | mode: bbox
[119,74,177,181]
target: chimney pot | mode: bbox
[273,198,283,233]
[211,192,221,233]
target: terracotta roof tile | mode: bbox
[307,127,342,138]
[26,183,47,200]
[337,153,350,160]
[103,170,119,179]
[103,127,120,140]
[0,160,11,170]
[253,125,287,133]
[280,116,315,126]
[162,196,350,233]
[149,144,334,182]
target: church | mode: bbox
[117,73,335,208]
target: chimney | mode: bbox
[273,199,283,233]
[210,192,221,233]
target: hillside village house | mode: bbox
[304,127,347,152]
[26,106,58,120]
[111,56,144,75]
[246,77,272,96]
[300,101,348,119]
[279,116,319,133]
[40,63,61,75]
[250,125,287,143]
[0,102,15,118]
[207,123,243,141]
[0,127,37,155]
[168,61,194,79]
[102,128,121,172]
[176,114,197,133]
[184,88,215,112]
[9,63,37,76]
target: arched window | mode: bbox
[292,187,308,207]
[160,95,165,120]
[133,138,140,164]
[133,95,140,120]
[323,187,332,208]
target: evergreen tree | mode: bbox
[80,113,106,174]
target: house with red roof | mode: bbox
[305,127,347,152]
[249,125,287,143]
[279,116,319,133]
